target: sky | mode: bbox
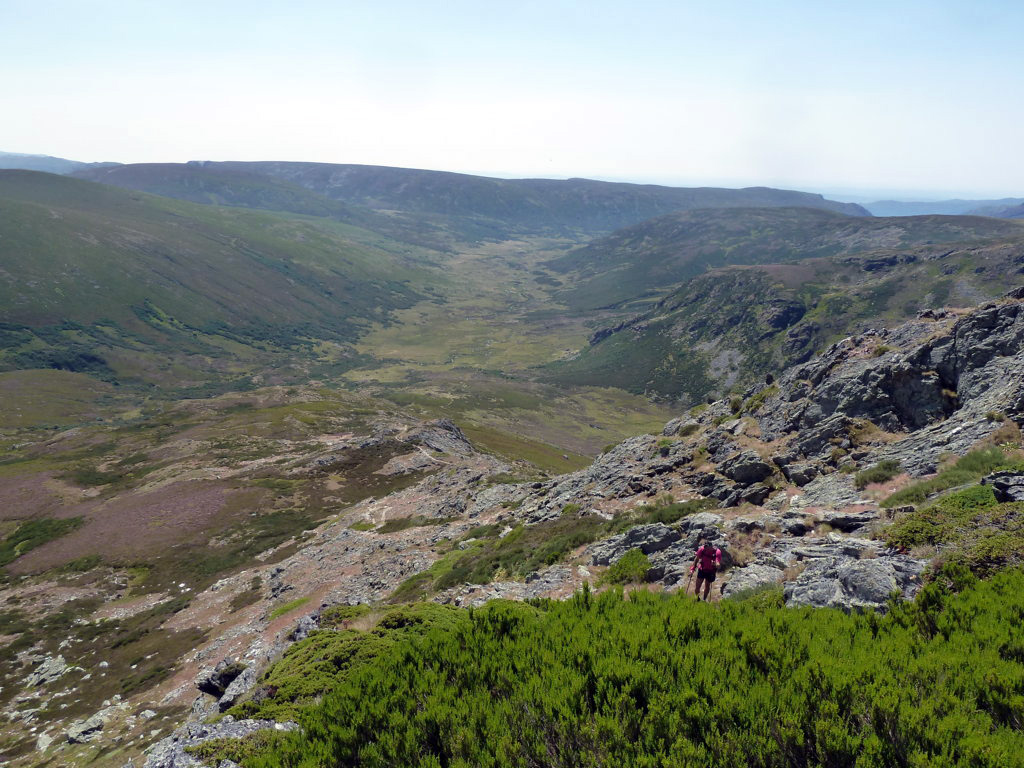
[2,0,1023,199]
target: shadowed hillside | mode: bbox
[0,171,439,389]
[546,211,1024,400]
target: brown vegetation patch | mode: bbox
[0,471,61,521]
[7,482,265,574]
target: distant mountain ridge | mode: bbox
[0,151,117,175]
[863,197,1024,217]
[74,159,869,238]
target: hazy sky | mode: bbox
[3,0,1022,197]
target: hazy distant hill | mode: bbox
[968,201,1024,219]
[864,197,1024,217]
[0,150,117,175]
[0,170,435,388]
[185,160,870,235]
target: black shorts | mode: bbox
[697,569,716,583]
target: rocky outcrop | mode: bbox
[407,418,474,456]
[142,718,299,768]
[24,654,69,687]
[196,658,247,699]
[589,524,680,566]
[784,555,926,611]
[721,564,784,597]
[982,471,1024,502]
[718,451,774,485]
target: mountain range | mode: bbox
[2,152,1024,767]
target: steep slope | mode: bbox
[546,226,1024,400]
[194,160,869,235]
[0,170,436,388]
[546,207,1024,311]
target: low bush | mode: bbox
[0,517,84,567]
[375,515,458,534]
[854,459,901,489]
[268,597,311,621]
[884,485,1024,576]
[881,447,1022,507]
[237,570,1024,768]
[600,548,650,585]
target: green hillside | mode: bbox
[547,207,1024,311]
[0,171,439,389]
[547,223,1024,401]
[72,163,468,252]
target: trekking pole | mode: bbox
[684,568,695,598]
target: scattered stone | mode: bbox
[196,658,247,698]
[25,655,69,687]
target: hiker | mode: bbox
[689,537,722,601]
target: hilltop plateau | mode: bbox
[75,160,868,240]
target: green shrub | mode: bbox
[854,459,901,489]
[67,467,125,487]
[601,548,650,585]
[376,515,459,534]
[241,572,1024,768]
[0,517,84,567]
[884,485,1024,576]
[268,597,311,621]
[882,447,1016,507]
[743,385,778,413]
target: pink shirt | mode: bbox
[696,545,722,572]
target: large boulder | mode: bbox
[24,655,69,687]
[784,555,925,611]
[196,658,247,698]
[719,451,774,485]
[982,471,1024,503]
[589,524,680,566]
[782,462,819,487]
[721,564,784,597]
[821,510,879,533]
